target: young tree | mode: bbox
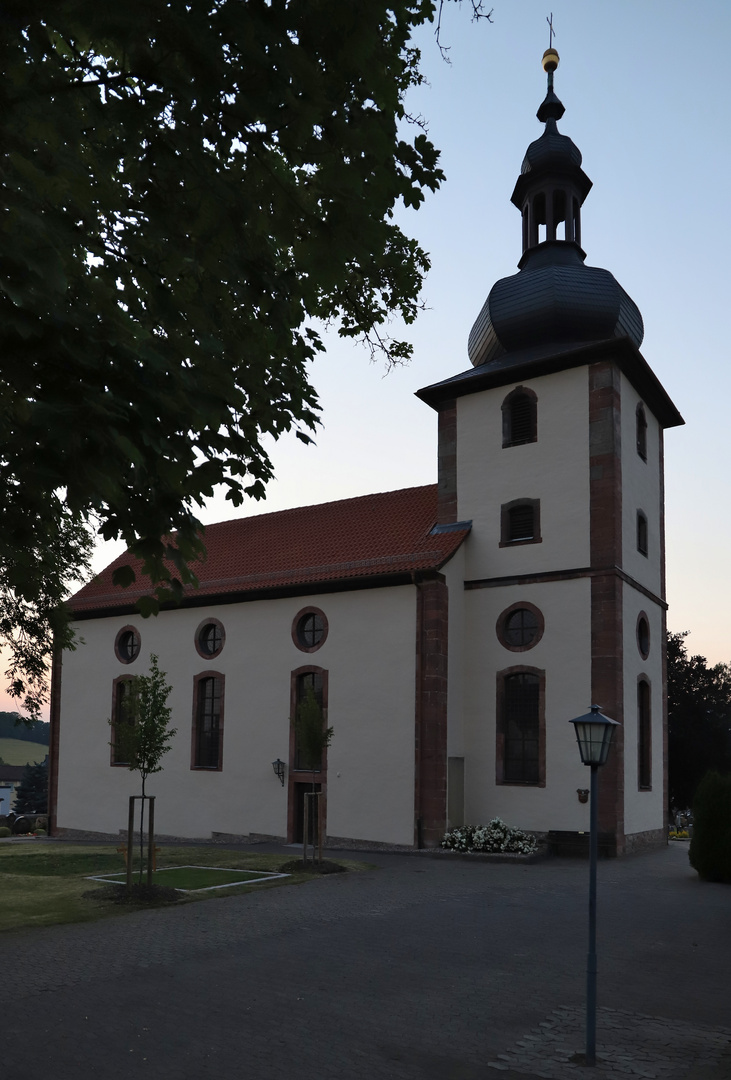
[12,760,48,815]
[294,683,333,865]
[667,631,731,811]
[111,654,176,883]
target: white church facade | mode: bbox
[49,53,683,855]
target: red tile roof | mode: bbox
[70,485,470,616]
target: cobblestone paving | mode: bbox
[489,1007,731,1078]
[1,842,729,1079]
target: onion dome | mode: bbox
[468,51,643,368]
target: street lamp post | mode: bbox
[568,705,621,1067]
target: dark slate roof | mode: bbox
[468,242,644,369]
[69,485,471,618]
[520,117,583,176]
[416,336,684,430]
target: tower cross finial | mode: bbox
[547,12,556,48]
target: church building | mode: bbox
[50,51,683,855]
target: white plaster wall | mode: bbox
[620,374,663,598]
[462,578,595,833]
[456,367,591,582]
[622,583,666,837]
[56,585,418,846]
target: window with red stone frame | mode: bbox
[496,667,546,786]
[502,386,537,448]
[110,675,135,765]
[638,679,651,791]
[192,671,224,770]
[293,669,325,771]
[500,499,541,546]
[636,403,648,461]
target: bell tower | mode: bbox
[418,50,683,855]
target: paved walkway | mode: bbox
[1,841,728,1079]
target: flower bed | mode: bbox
[441,818,538,855]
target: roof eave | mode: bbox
[416,337,684,429]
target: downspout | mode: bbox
[47,641,63,836]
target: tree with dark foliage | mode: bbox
[12,760,48,814]
[667,631,731,811]
[1,0,482,721]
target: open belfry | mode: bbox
[51,51,683,854]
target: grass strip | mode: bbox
[0,843,369,932]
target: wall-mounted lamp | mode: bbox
[272,758,286,786]
[577,789,589,804]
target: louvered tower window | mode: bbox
[636,403,647,461]
[501,499,540,545]
[502,387,537,447]
[509,504,534,541]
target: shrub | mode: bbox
[34,828,47,836]
[689,771,731,883]
[0,826,10,838]
[441,818,537,855]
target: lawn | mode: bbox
[90,865,288,891]
[0,843,366,932]
[0,738,48,766]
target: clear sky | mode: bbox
[4,2,727,717]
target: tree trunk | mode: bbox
[139,776,146,885]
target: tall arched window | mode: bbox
[293,669,325,771]
[636,403,647,461]
[192,672,224,770]
[496,667,545,786]
[638,679,651,790]
[111,675,136,765]
[502,387,537,447]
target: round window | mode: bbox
[292,608,328,653]
[115,627,140,664]
[497,603,544,652]
[195,619,225,659]
[637,614,650,659]
[505,609,539,647]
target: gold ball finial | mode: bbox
[542,48,559,73]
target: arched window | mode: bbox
[637,511,648,556]
[502,387,537,447]
[552,189,566,241]
[638,679,651,790]
[496,668,545,786]
[636,403,647,461]
[111,675,136,765]
[293,669,325,771]
[192,672,224,770]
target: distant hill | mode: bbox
[0,712,50,744]
[0,738,48,766]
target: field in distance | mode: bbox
[0,738,49,766]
